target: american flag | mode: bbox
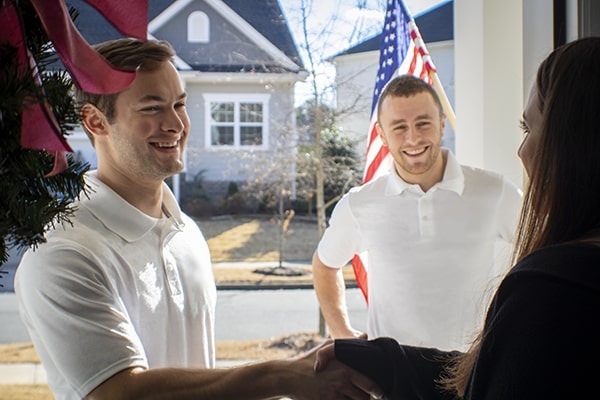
[352,0,438,302]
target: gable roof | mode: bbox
[222,0,302,68]
[66,0,303,73]
[333,0,453,57]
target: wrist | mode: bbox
[329,326,363,339]
[272,355,314,397]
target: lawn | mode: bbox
[199,214,321,262]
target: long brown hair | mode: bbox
[440,36,600,397]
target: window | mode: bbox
[205,94,270,148]
[188,11,209,43]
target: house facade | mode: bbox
[66,0,306,199]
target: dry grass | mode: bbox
[216,331,326,360]
[0,332,327,364]
[199,215,321,262]
[204,215,356,286]
[1,216,353,399]
[0,384,54,400]
[0,343,39,364]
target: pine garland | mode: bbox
[0,0,89,265]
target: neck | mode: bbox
[95,171,164,218]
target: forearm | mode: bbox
[88,360,303,400]
[312,253,358,338]
[88,351,381,400]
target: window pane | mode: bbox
[240,126,263,145]
[187,12,210,43]
[211,102,234,122]
[240,103,262,123]
[211,126,234,145]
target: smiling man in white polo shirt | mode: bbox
[313,75,523,351]
[15,38,380,400]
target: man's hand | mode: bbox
[313,341,336,372]
[286,341,383,400]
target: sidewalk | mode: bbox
[0,362,47,385]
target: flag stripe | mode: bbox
[352,0,438,303]
[364,139,390,182]
[351,254,369,300]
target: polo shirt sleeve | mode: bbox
[15,244,147,398]
[317,192,362,268]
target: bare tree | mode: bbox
[290,0,383,336]
[230,0,385,336]
[230,118,303,275]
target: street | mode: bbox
[215,288,367,341]
[1,288,368,344]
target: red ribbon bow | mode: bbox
[0,0,148,175]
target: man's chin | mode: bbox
[159,162,185,180]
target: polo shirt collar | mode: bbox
[81,172,185,242]
[385,148,465,196]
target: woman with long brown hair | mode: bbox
[316,36,600,399]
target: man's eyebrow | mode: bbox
[388,114,433,125]
[138,92,188,103]
[388,118,408,125]
[415,113,434,120]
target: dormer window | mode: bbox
[188,11,209,43]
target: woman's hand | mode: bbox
[282,340,383,400]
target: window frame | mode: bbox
[187,11,210,43]
[203,93,270,149]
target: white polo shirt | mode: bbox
[15,172,216,399]
[318,149,522,350]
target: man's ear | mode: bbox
[80,104,109,137]
[440,114,447,138]
[376,122,388,147]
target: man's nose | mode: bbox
[162,109,185,133]
[404,126,421,143]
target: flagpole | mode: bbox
[400,0,457,130]
[430,70,456,130]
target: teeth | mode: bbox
[405,148,425,155]
[155,141,177,148]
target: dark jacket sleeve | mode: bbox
[335,338,461,400]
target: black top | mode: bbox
[335,243,600,399]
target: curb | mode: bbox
[216,282,358,290]
[4,261,358,293]
[213,261,357,290]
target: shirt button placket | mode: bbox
[419,196,434,238]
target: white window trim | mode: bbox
[187,11,210,43]
[203,93,270,149]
